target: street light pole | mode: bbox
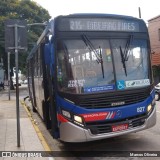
[14,24,21,147]
[5,19,27,148]
[8,51,10,100]
[138,7,141,18]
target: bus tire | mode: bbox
[42,100,51,129]
[48,94,59,139]
[32,105,37,112]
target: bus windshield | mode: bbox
[57,38,149,94]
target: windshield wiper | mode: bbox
[82,34,101,63]
[119,46,127,76]
[124,35,134,61]
[119,35,134,76]
[99,46,104,78]
[82,34,104,78]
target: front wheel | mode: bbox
[155,92,160,101]
[32,105,37,112]
[42,100,51,129]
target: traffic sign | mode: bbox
[4,19,27,52]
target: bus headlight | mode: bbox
[73,115,84,126]
[147,104,152,113]
[74,115,83,123]
[147,99,155,114]
[62,110,71,119]
[61,109,84,127]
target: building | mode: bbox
[148,15,160,83]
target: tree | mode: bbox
[0,0,51,77]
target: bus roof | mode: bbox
[27,13,147,61]
[54,13,146,32]
[57,13,139,20]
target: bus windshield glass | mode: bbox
[57,38,149,94]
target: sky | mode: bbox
[33,0,160,23]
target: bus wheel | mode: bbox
[49,98,59,139]
[42,100,51,129]
[32,105,37,112]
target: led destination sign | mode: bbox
[69,18,139,32]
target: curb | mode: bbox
[20,100,52,152]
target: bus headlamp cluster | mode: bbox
[61,109,84,127]
[147,104,152,113]
[62,110,71,119]
[147,99,155,113]
[74,115,83,124]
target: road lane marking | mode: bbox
[21,100,52,152]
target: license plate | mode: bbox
[112,124,128,132]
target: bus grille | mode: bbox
[86,114,147,135]
[79,88,150,109]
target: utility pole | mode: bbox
[138,7,141,18]
[5,19,27,147]
[8,52,10,100]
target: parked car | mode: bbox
[13,79,23,86]
[155,83,160,101]
[23,79,28,84]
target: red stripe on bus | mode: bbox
[111,112,116,119]
[57,114,69,122]
[81,112,108,122]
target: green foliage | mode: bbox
[0,0,51,76]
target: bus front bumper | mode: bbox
[59,107,156,142]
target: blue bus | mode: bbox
[27,14,156,142]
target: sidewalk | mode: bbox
[0,86,51,160]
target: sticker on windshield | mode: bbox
[105,49,112,62]
[117,80,125,90]
[68,79,85,88]
[84,84,115,93]
[125,79,150,88]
